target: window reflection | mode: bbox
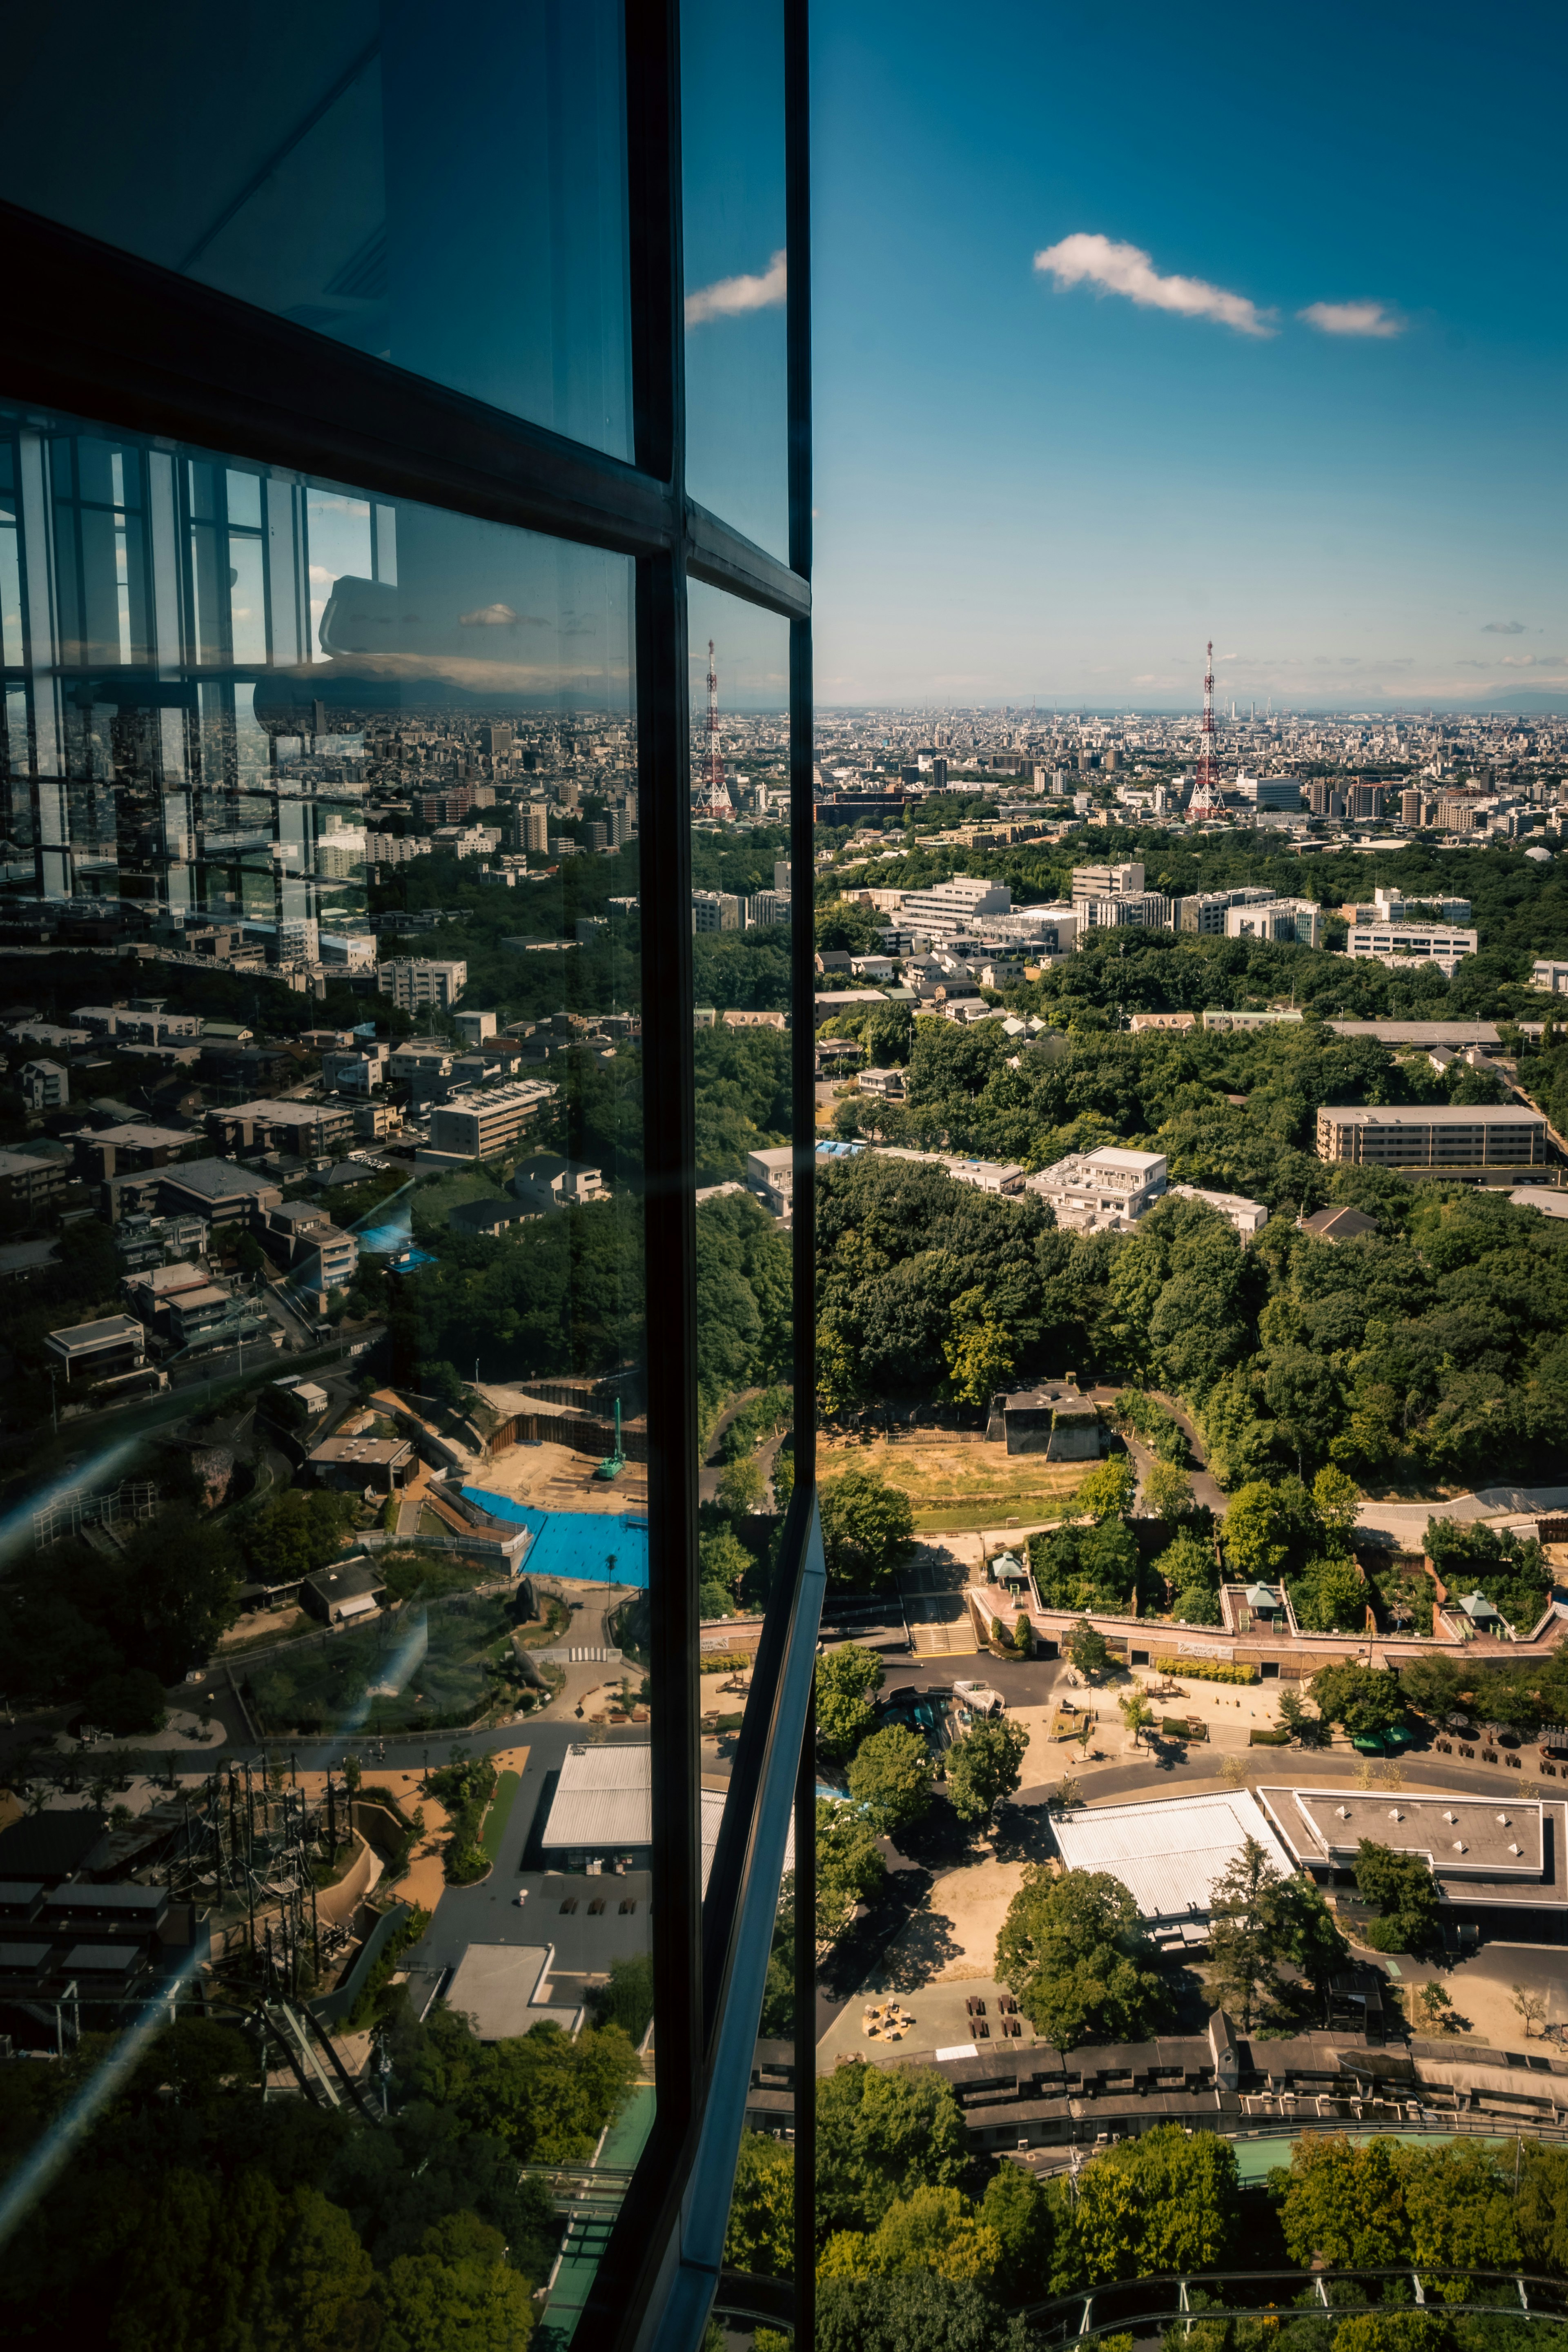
[682,0,791,559]
[0,1,632,457]
[0,398,656,2350]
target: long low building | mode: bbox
[541,1743,791,1893]
[1049,1788,1298,1944]
[1256,1785,1568,1919]
[1315,1102,1550,1172]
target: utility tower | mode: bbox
[1189,639,1223,816]
[704,639,731,815]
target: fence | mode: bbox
[491,1408,649,1464]
[33,1477,159,1550]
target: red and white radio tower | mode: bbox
[1189,639,1223,815]
[704,639,731,813]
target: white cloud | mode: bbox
[1032,232,1275,337]
[459,603,547,628]
[1298,299,1404,338]
[686,249,787,328]
[1482,620,1526,634]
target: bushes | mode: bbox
[428,1753,498,1883]
[1152,1655,1256,1684]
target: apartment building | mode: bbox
[692,891,743,932]
[1074,891,1170,935]
[429,1079,554,1160]
[1224,898,1323,948]
[1070,861,1144,902]
[897,875,1012,937]
[1532,960,1568,994]
[206,1098,355,1158]
[1027,1146,1168,1230]
[375,957,467,1012]
[1203,1009,1305,1032]
[1316,1104,1550,1172]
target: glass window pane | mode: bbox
[0,1,631,458]
[0,394,665,2340]
[685,577,796,1798]
[682,0,790,559]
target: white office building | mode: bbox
[1345,922,1478,978]
[896,875,1012,938]
[1224,898,1323,948]
[1027,1146,1167,1231]
[376,957,467,1012]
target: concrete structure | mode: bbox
[429,1079,554,1159]
[300,1561,387,1625]
[1346,922,1479,978]
[1257,1787,1568,1919]
[309,1435,416,1493]
[897,875,1012,938]
[984,1381,1101,1459]
[1315,1103,1550,1174]
[858,1067,906,1100]
[1326,1021,1500,1049]
[1071,861,1144,902]
[207,1098,354,1158]
[453,1009,498,1045]
[1224,898,1323,948]
[0,1149,67,1215]
[1130,1012,1197,1033]
[1202,1009,1303,1032]
[746,1144,795,1215]
[1074,891,1169,936]
[510,1154,608,1212]
[70,1123,189,1181]
[540,1742,791,1896]
[691,890,743,932]
[444,1943,583,2040]
[1051,1788,1298,1939]
[19,1058,69,1109]
[157,1159,283,1227]
[1167,1183,1269,1238]
[1533,960,1568,995]
[376,958,466,1012]
[1027,1145,1167,1231]
[44,1313,147,1383]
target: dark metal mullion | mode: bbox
[578,0,704,2336]
[786,8,817,2340]
[686,499,809,621]
[793,1679,817,2352]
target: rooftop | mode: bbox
[163,1158,282,1200]
[1258,1787,1556,1892]
[1050,1788,1298,1925]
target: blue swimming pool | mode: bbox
[461,1489,650,1587]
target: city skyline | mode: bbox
[808,0,1567,711]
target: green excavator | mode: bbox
[596,1396,626,1481]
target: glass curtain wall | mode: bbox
[0,6,814,2352]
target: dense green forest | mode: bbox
[815,1149,1568,1488]
[0,2003,637,2351]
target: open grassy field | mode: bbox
[820,1434,1085,1532]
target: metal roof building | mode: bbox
[541,1744,792,1895]
[1050,1789,1298,1936]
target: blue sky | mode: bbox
[805,0,1568,710]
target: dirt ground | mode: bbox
[470,1429,649,1516]
[821,1432,1083,1531]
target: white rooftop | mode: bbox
[541,1744,792,1895]
[1050,1788,1297,1925]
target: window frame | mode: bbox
[0,5,817,2348]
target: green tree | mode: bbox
[1066,2127,1241,2285]
[1118,1691,1154,1748]
[817,1800,887,1941]
[818,1470,916,1590]
[723,2130,794,2277]
[83,1667,168,1735]
[1276,2132,1410,2270]
[980,2161,1057,2302]
[1312,1463,1363,1542]
[1072,1455,1136,1523]
[716,1455,765,1516]
[947,1718,1030,1829]
[1067,1621,1110,1677]
[1354,1840,1439,1953]
[815,2060,970,2237]
[846,1725,933,1839]
[377,2213,537,2352]
[1399,1652,1465,1721]
[994,1868,1171,2051]
[818,2185,1002,2283]
[699,1526,751,1602]
[1290,1555,1370,1635]
[816,1644,884,1762]
[1276,1688,1326,1746]
[1204,1833,1346,2032]
[943,1285,1016,1408]
[1517,2141,1568,2276]
[814,2274,1030,2352]
[1311,1662,1408,1741]
[1143,1460,1194,1524]
[1223,1478,1316,1579]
